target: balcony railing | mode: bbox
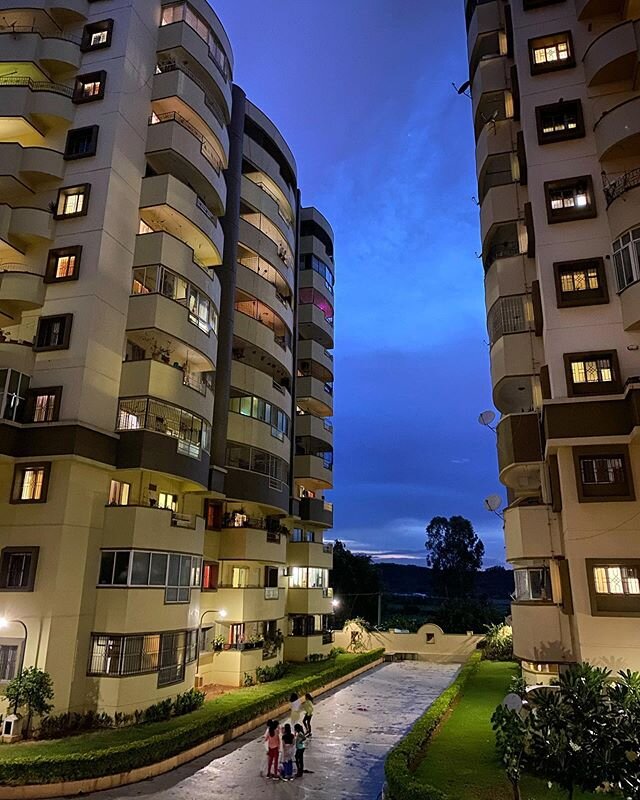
[0,24,82,43]
[603,168,640,207]
[195,196,218,225]
[246,177,294,229]
[0,262,43,276]
[155,61,226,127]
[264,587,280,600]
[148,111,222,173]
[0,75,73,96]
[484,242,520,271]
[221,512,288,535]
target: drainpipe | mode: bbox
[288,189,302,517]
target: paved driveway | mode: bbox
[89,661,459,800]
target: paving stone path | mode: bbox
[89,661,459,800]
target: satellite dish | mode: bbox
[478,410,496,427]
[502,693,524,712]
[457,80,471,95]
[484,495,503,513]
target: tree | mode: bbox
[492,702,529,800]
[330,540,383,627]
[2,667,54,737]
[425,515,484,597]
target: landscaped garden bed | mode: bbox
[0,650,383,786]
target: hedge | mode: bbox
[0,649,384,786]
[384,651,482,800]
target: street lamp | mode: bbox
[0,617,28,714]
[198,609,227,655]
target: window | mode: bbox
[0,369,30,422]
[158,631,189,686]
[108,480,130,506]
[613,227,640,292]
[225,441,286,486]
[11,463,50,504]
[299,253,335,290]
[536,99,584,145]
[298,287,334,323]
[0,646,18,681]
[87,633,161,677]
[0,547,39,591]
[80,19,114,51]
[289,567,328,589]
[158,492,177,511]
[564,351,620,396]
[290,528,303,543]
[98,549,201,599]
[574,447,634,502]
[64,126,99,160]
[25,387,61,422]
[45,246,81,283]
[529,32,575,75]
[202,561,219,590]
[545,176,596,224]
[34,314,73,351]
[116,398,211,458]
[160,2,232,82]
[54,185,90,219]
[554,259,608,308]
[73,71,106,103]
[229,392,290,438]
[231,566,249,588]
[513,567,552,601]
[588,560,640,616]
[487,295,532,346]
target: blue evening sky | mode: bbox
[212,1,506,566]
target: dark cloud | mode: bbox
[211,1,506,564]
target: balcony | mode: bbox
[0,76,74,132]
[296,376,333,417]
[294,454,333,490]
[475,120,514,182]
[288,539,333,568]
[286,587,334,615]
[0,28,81,75]
[243,134,297,224]
[102,504,205,552]
[236,262,294,333]
[119,358,213,422]
[0,336,35,373]
[467,0,501,57]
[583,19,640,88]
[241,176,296,253]
[472,56,509,135]
[284,632,333,662]
[297,338,333,379]
[596,96,640,162]
[146,113,226,219]
[497,412,543,491]
[576,0,625,17]
[0,205,54,258]
[504,502,561,563]
[0,263,45,323]
[481,184,521,250]
[490,331,540,415]
[218,526,287,563]
[0,143,64,190]
[297,304,334,350]
[214,586,286,622]
[139,174,223,268]
[484,252,534,312]
[296,413,333,448]
[298,497,333,528]
[233,310,293,375]
[511,603,574,663]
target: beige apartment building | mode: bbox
[466,0,640,682]
[0,0,335,714]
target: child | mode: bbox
[294,723,306,778]
[264,719,281,780]
[302,692,314,737]
[289,692,302,726]
[280,723,295,781]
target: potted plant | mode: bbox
[213,635,225,652]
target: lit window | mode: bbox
[158,492,177,512]
[73,71,106,103]
[513,568,552,601]
[566,351,619,396]
[594,566,640,595]
[545,177,595,223]
[555,259,608,308]
[45,246,81,283]
[529,33,574,75]
[55,185,89,219]
[91,30,108,46]
[108,480,130,506]
[561,268,599,293]
[534,41,569,64]
[81,20,113,51]
[570,358,613,385]
[33,393,57,422]
[12,464,50,503]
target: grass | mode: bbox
[414,660,593,800]
[0,654,371,761]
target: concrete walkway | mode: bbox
[88,661,459,800]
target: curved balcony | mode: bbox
[475,120,515,183]
[484,253,534,312]
[595,96,640,162]
[0,77,74,131]
[236,263,293,333]
[0,143,65,189]
[233,311,293,375]
[504,503,561,563]
[157,20,231,120]
[296,376,333,417]
[576,0,625,17]
[2,1,88,21]
[119,359,214,422]
[583,19,640,88]
[241,176,295,253]
[0,337,35,372]
[0,264,45,323]
[152,64,229,158]
[286,587,334,616]
[218,527,287,564]
[298,304,334,350]
[0,205,54,256]
[294,454,333,490]
[246,101,297,184]
[146,114,226,219]
[227,414,290,463]
[238,217,294,277]
[467,0,501,57]
[139,174,223,268]
[102,504,205,553]
[214,586,286,622]
[497,412,543,491]
[620,280,640,330]
[231,360,292,411]
[295,413,333,449]
[490,331,540,414]
[133,231,221,306]
[243,134,297,221]
[0,29,81,75]
[299,265,334,300]
[481,183,521,249]
[472,55,508,121]
[297,339,333,380]
[287,541,333,569]
[127,293,217,366]
[604,176,640,240]
[298,498,333,528]
[511,603,573,663]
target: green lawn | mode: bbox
[414,660,593,800]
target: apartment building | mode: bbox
[466,0,640,683]
[0,0,335,714]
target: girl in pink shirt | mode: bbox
[264,719,281,779]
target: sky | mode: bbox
[212,0,506,567]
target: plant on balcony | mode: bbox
[212,635,225,652]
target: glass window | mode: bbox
[131,552,151,585]
[32,392,57,422]
[560,267,599,293]
[55,186,89,217]
[150,553,168,585]
[580,456,625,485]
[108,480,130,506]
[5,552,31,588]
[513,568,551,601]
[593,566,640,595]
[570,357,614,385]
[613,227,640,292]
[14,466,47,502]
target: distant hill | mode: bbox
[377,563,513,602]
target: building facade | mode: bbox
[466,0,640,683]
[0,0,335,714]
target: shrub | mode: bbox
[172,689,205,717]
[255,663,288,684]
[384,651,482,800]
[142,699,173,724]
[482,623,513,661]
[329,646,346,657]
[243,672,255,687]
[0,650,384,786]
[38,712,113,740]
